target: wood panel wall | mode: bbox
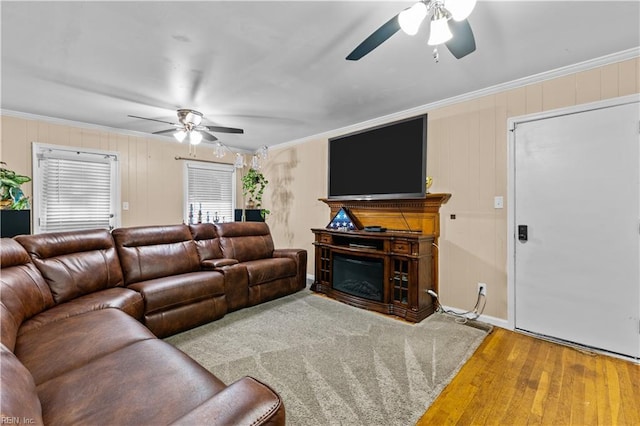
[0,118,236,227]
[267,57,640,321]
[2,57,638,321]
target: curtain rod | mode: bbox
[174,156,229,165]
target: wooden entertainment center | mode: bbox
[311,194,450,323]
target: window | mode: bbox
[33,143,120,233]
[184,161,235,224]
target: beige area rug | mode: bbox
[166,289,491,426]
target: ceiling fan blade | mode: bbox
[346,14,401,61]
[204,125,244,134]
[128,114,177,126]
[201,131,219,142]
[445,19,476,59]
[152,128,178,135]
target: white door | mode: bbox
[514,101,640,359]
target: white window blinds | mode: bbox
[185,162,235,224]
[33,144,119,233]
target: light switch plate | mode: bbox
[122,201,129,211]
[494,196,504,209]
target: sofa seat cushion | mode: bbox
[244,258,297,286]
[128,271,225,314]
[15,308,155,385]
[18,287,144,336]
[36,339,227,425]
[0,344,44,425]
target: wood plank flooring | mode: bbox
[417,327,640,425]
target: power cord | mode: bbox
[427,287,486,324]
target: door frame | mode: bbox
[506,93,640,331]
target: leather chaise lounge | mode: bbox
[0,222,306,425]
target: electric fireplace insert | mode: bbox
[332,253,383,302]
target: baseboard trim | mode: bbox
[440,305,510,330]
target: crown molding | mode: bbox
[0,109,254,154]
[272,47,640,151]
[2,47,638,153]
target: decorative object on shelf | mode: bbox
[1,162,31,210]
[241,167,270,219]
[326,207,360,231]
[426,176,433,193]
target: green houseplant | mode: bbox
[1,162,31,210]
[241,168,270,219]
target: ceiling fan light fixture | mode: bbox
[189,130,203,145]
[444,0,477,21]
[177,109,203,127]
[174,129,187,143]
[399,1,428,36]
[427,8,453,46]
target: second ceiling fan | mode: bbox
[346,0,477,61]
[129,109,244,145]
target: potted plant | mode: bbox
[241,168,270,219]
[1,162,31,210]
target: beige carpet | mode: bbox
[166,289,491,426]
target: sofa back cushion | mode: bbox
[0,344,44,425]
[189,223,223,261]
[214,222,274,262]
[112,225,201,285]
[0,239,54,351]
[15,229,124,305]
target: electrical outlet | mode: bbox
[478,282,487,296]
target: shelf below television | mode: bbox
[318,193,451,236]
[314,193,451,319]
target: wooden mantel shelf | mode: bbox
[319,193,451,237]
[319,193,451,211]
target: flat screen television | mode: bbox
[328,114,427,200]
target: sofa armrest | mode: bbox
[273,249,307,289]
[201,258,240,270]
[170,376,285,426]
[273,248,305,261]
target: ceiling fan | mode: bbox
[128,109,244,145]
[346,0,477,61]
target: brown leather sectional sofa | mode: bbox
[0,222,306,425]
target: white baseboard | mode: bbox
[440,305,510,330]
[305,274,510,329]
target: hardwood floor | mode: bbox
[417,327,640,425]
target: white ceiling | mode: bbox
[2,1,639,152]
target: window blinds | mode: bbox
[186,162,234,224]
[34,145,118,233]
